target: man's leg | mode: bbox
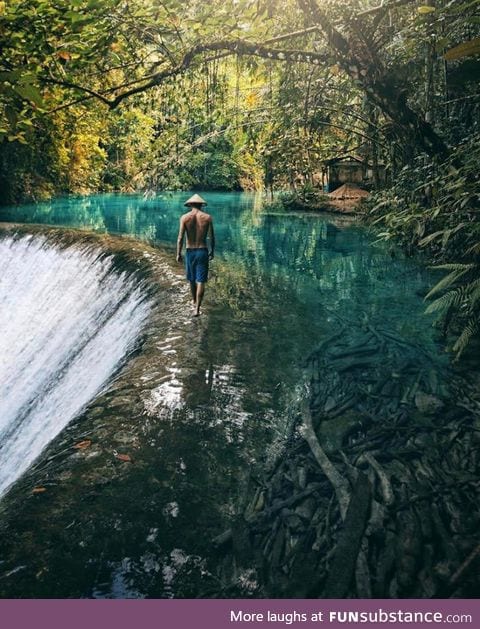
[189,281,197,305]
[194,282,205,316]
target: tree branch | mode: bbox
[42,37,331,111]
[41,78,113,107]
[355,0,417,18]
[296,0,452,159]
[108,39,331,108]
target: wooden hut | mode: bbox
[322,155,385,192]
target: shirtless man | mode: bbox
[176,194,215,317]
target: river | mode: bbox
[0,192,445,597]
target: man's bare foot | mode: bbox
[193,309,201,317]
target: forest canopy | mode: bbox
[1,0,479,201]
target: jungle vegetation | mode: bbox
[0,0,479,355]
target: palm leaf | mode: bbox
[425,265,473,299]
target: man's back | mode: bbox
[176,197,215,316]
[182,209,212,249]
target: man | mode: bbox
[176,194,215,317]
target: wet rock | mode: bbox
[297,466,307,490]
[318,413,354,452]
[113,431,138,446]
[414,391,444,415]
[88,407,105,418]
[107,395,138,409]
[324,396,336,413]
[284,513,303,531]
[294,497,316,522]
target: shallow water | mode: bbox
[0,192,445,597]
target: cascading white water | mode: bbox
[0,234,152,498]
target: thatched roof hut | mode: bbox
[328,183,370,200]
[327,183,370,213]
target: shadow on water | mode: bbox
[0,193,451,597]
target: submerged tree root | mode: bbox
[210,320,480,598]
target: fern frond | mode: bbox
[453,317,480,357]
[466,241,480,256]
[425,287,468,315]
[469,280,480,308]
[429,263,474,272]
[425,265,473,299]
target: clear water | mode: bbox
[0,191,439,343]
[0,192,443,597]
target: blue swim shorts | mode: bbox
[185,248,209,283]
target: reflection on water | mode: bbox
[0,192,442,598]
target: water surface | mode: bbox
[0,192,443,597]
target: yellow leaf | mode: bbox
[417,5,436,14]
[73,439,92,449]
[444,37,480,61]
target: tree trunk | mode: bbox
[297,0,451,161]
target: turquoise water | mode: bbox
[0,191,440,394]
[0,191,437,332]
[0,192,443,597]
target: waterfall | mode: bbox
[0,234,152,498]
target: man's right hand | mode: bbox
[176,253,183,263]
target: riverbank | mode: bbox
[263,185,370,216]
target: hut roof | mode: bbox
[324,154,366,166]
[328,183,370,200]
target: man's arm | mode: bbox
[208,219,215,260]
[176,217,186,262]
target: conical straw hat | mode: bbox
[184,193,207,206]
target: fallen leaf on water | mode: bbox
[115,453,132,463]
[32,487,47,494]
[73,439,92,450]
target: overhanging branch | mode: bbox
[108,39,331,108]
[42,37,331,110]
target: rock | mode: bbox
[414,391,444,415]
[295,497,317,522]
[318,413,355,452]
[88,407,105,418]
[284,514,303,531]
[113,431,138,446]
[324,396,336,413]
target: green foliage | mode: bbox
[263,184,329,213]
[367,132,480,357]
[425,262,480,358]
